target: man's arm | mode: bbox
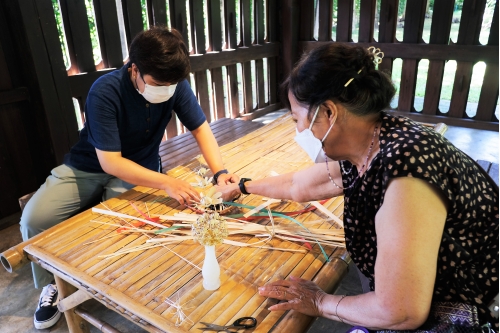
[96,149,199,205]
[190,121,239,184]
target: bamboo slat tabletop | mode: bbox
[22,114,349,333]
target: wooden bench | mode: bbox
[159,118,264,172]
[476,160,499,186]
[18,118,265,212]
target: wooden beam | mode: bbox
[68,69,115,98]
[189,43,279,72]
[386,110,498,131]
[0,87,30,106]
[298,42,499,63]
[239,103,282,121]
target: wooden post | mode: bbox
[54,275,91,333]
[281,0,300,80]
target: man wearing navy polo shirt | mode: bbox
[20,26,238,330]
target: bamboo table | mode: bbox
[1,114,349,333]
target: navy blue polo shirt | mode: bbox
[64,63,206,173]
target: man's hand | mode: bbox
[216,173,240,185]
[215,183,241,202]
[162,176,200,205]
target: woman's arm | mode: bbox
[217,160,344,202]
[259,177,448,330]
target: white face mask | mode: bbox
[136,75,177,104]
[294,105,335,163]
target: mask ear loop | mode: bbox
[308,105,321,130]
[321,114,336,142]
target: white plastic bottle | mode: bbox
[202,245,221,290]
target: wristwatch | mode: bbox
[238,178,252,195]
[212,169,229,184]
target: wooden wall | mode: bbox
[0,0,68,224]
[286,0,499,131]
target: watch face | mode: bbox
[346,327,370,333]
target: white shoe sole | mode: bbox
[34,310,62,329]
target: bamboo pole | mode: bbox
[54,275,91,333]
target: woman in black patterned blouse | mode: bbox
[218,43,499,331]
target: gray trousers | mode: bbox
[20,164,134,289]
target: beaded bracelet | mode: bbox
[336,295,347,323]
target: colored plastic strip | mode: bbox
[129,201,160,222]
[222,201,331,261]
[154,225,185,234]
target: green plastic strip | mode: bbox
[154,225,184,234]
[223,202,330,261]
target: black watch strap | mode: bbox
[213,169,228,184]
[239,178,252,195]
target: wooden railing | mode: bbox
[283,0,499,131]
[55,0,280,138]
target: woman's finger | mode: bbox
[268,301,296,312]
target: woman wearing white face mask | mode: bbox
[217,43,498,332]
[20,26,238,330]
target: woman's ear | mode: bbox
[322,100,339,124]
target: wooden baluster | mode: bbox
[449,0,487,118]
[121,0,144,45]
[170,0,189,44]
[378,0,398,73]
[61,0,96,73]
[398,0,426,113]
[423,0,455,115]
[358,0,376,43]
[475,1,498,122]
[93,0,124,69]
[337,0,354,42]
[149,0,167,27]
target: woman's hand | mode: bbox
[216,173,240,185]
[215,183,241,202]
[258,276,327,317]
[162,176,200,205]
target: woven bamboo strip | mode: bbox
[0,187,160,272]
[186,242,302,331]
[217,233,338,332]
[15,115,349,333]
[185,228,330,330]
[139,235,252,311]
[25,244,186,333]
[38,188,161,252]
[273,248,350,332]
[77,215,177,270]
[182,240,299,329]
[62,196,179,265]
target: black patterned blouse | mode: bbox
[341,112,499,326]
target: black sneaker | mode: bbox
[34,283,61,329]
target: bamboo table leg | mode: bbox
[54,275,91,333]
